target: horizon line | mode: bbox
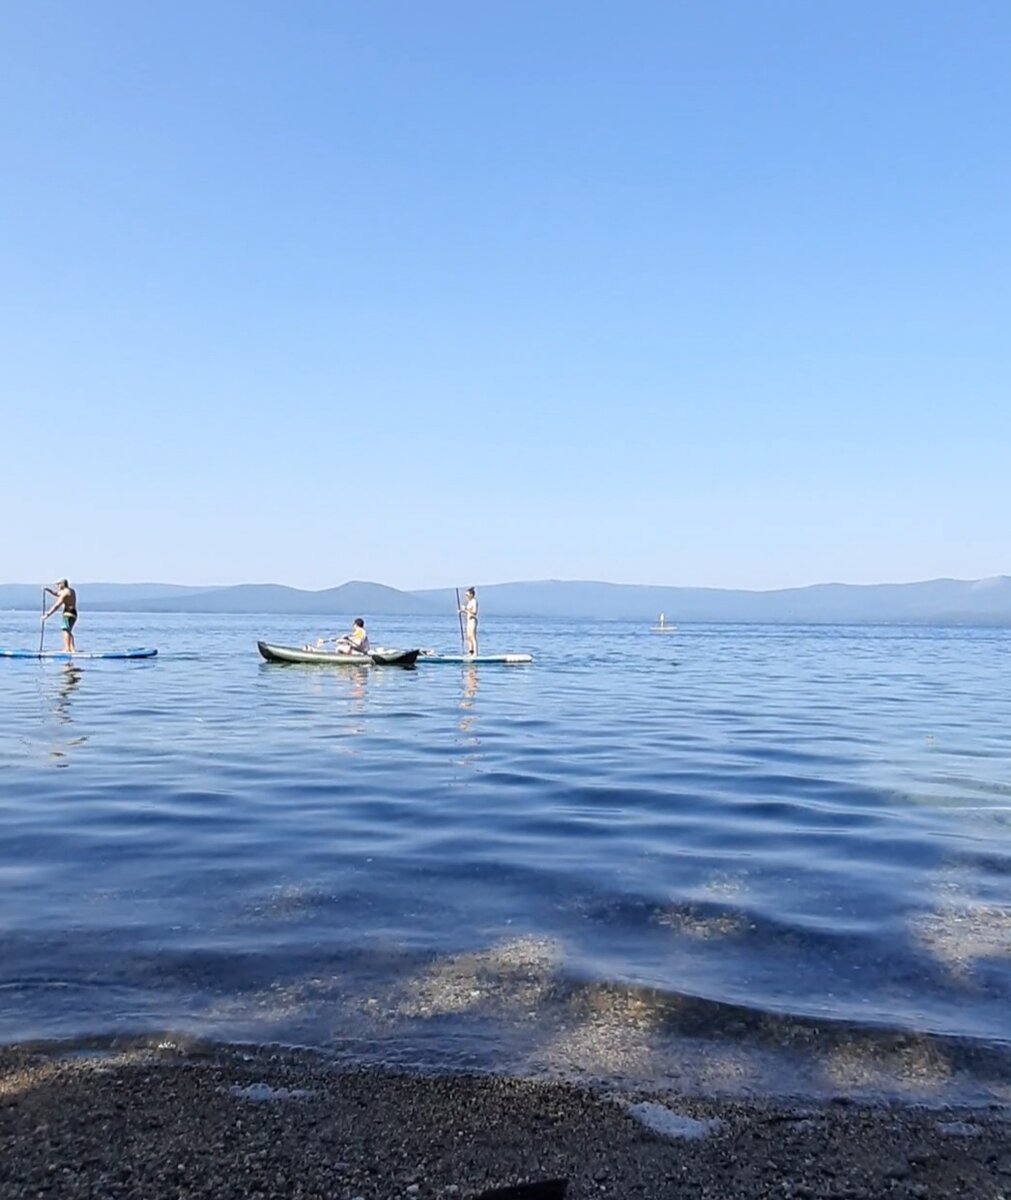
[3,573,1010,595]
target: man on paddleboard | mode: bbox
[43,579,78,653]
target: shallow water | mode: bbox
[1,612,1010,1099]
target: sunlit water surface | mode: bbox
[1,612,1010,1100]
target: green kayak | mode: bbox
[257,641,420,666]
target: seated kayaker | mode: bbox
[306,618,370,654]
[334,617,370,655]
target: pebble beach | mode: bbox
[2,1042,1010,1199]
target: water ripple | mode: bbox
[1,613,1010,1098]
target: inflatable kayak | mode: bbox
[0,648,158,660]
[418,652,533,664]
[257,641,420,666]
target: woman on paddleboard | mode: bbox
[459,588,479,657]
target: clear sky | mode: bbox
[2,1,1008,591]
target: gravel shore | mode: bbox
[2,1043,1009,1199]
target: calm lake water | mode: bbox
[1,612,1010,1100]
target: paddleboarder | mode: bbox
[42,580,78,653]
[459,588,479,657]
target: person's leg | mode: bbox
[67,615,77,653]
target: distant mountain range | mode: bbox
[3,577,1011,624]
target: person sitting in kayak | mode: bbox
[336,617,370,655]
[43,579,78,653]
[307,618,370,655]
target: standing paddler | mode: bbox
[459,587,479,657]
[42,579,78,654]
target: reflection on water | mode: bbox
[54,665,82,722]
[459,665,479,734]
[45,665,88,766]
[0,613,1009,1101]
[343,666,369,735]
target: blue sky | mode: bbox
[2,1,1008,590]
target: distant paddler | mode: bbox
[307,617,370,655]
[42,579,78,653]
[458,587,479,657]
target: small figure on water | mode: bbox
[309,617,370,655]
[337,617,370,655]
[43,579,78,653]
[459,587,479,657]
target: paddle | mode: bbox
[455,587,465,653]
[38,586,46,655]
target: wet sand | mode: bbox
[2,1043,1009,1199]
